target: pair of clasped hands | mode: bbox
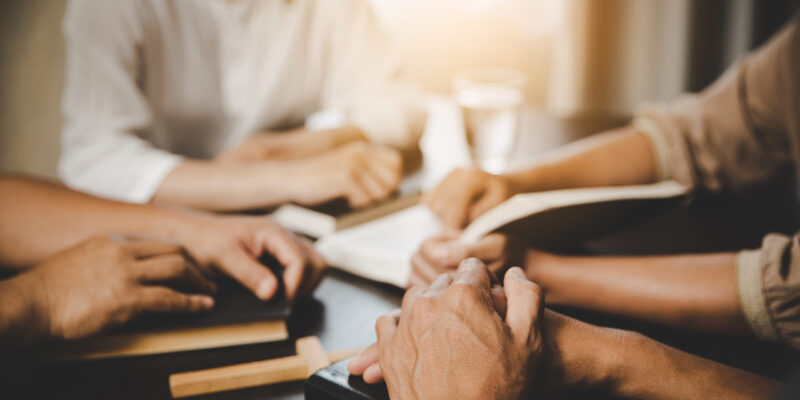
[346,169,589,399]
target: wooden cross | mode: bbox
[169,336,359,398]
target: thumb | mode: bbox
[503,267,543,348]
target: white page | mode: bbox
[315,205,442,287]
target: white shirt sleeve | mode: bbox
[317,0,424,151]
[59,0,182,203]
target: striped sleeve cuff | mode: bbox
[735,249,779,341]
[633,117,672,182]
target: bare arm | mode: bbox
[425,126,659,228]
[527,251,750,334]
[0,176,187,268]
[545,310,777,399]
[0,175,325,301]
[150,161,297,211]
[152,141,403,212]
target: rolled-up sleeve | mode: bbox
[59,0,182,203]
[736,234,800,349]
[633,17,800,348]
[317,0,425,151]
[634,16,799,195]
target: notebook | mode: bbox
[315,181,688,287]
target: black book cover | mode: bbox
[305,358,389,400]
[116,254,290,334]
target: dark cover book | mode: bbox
[305,358,389,400]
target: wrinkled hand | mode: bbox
[14,235,215,341]
[423,168,517,229]
[351,259,543,400]
[285,141,403,208]
[173,214,326,301]
[410,232,526,287]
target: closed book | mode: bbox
[305,358,389,400]
[46,257,290,360]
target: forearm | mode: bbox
[0,177,188,268]
[504,126,658,193]
[610,330,777,399]
[152,160,297,211]
[527,251,750,334]
[540,310,777,400]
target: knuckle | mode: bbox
[445,283,481,305]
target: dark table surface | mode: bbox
[4,110,800,399]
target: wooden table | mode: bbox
[4,106,798,399]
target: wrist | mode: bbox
[538,311,634,394]
[0,273,50,346]
[502,166,548,194]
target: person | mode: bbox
[348,259,778,399]
[413,15,800,349]
[59,0,422,211]
[0,175,325,353]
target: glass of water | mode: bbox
[453,68,527,174]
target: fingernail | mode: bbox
[197,296,214,309]
[257,278,277,300]
[458,257,483,271]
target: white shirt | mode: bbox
[60,0,422,203]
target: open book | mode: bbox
[315,181,688,287]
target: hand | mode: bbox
[172,214,326,301]
[13,235,215,341]
[351,259,544,400]
[423,168,518,229]
[216,127,364,162]
[284,141,403,208]
[410,232,527,287]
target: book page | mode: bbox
[315,205,442,287]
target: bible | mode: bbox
[315,181,689,287]
[45,257,290,360]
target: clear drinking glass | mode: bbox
[452,68,527,174]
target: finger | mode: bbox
[411,254,442,284]
[439,191,473,229]
[295,239,328,298]
[345,179,374,208]
[469,234,509,261]
[398,286,423,328]
[368,152,402,191]
[357,169,391,202]
[363,363,384,384]
[452,257,492,292]
[375,311,400,373]
[348,343,379,376]
[503,267,543,347]
[469,185,508,222]
[407,272,429,289]
[490,286,508,318]
[419,237,469,271]
[423,273,453,299]
[220,247,279,300]
[123,238,184,259]
[260,230,308,301]
[136,255,217,294]
[134,287,214,314]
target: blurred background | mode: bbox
[1,0,797,179]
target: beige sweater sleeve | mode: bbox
[634,16,800,348]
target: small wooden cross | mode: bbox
[169,336,359,398]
